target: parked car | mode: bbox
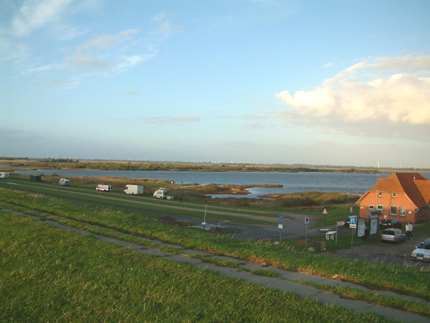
[411,238,430,262]
[381,229,406,244]
[344,216,357,227]
[379,219,402,229]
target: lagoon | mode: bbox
[15,169,430,198]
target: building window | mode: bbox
[377,205,383,211]
[392,193,396,198]
[369,205,374,211]
[390,206,397,216]
[399,207,406,217]
[378,192,382,197]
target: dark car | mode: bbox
[379,219,402,229]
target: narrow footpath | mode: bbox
[2,206,429,323]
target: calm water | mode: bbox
[14,169,430,198]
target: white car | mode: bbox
[411,239,430,262]
[381,229,406,244]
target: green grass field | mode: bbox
[1,187,429,302]
[0,211,392,322]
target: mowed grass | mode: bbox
[1,188,429,301]
[0,212,391,323]
[0,179,275,225]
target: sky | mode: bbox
[1,0,430,168]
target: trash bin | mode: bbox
[325,231,337,240]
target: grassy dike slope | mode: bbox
[0,212,390,323]
[0,188,429,301]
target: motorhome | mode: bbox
[153,188,168,199]
[96,184,112,191]
[124,184,144,195]
[59,178,70,186]
[0,172,9,179]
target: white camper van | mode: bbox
[59,178,70,186]
[96,184,112,191]
[153,188,168,199]
[124,184,144,195]
[0,172,9,179]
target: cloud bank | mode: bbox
[276,55,430,127]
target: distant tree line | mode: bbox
[8,160,379,173]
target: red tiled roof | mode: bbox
[357,173,429,208]
[415,179,430,205]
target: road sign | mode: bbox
[305,217,309,225]
[279,214,284,224]
[323,208,328,214]
[278,224,283,230]
[349,216,357,229]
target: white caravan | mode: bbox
[124,184,144,195]
[96,184,112,191]
[0,172,9,179]
[153,188,168,199]
[59,178,70,186]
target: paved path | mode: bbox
[2,206,429,323]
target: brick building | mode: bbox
[356,173,430,224]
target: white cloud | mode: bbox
[79,29,138,50]
[151,13,182,35]
[22,63,64,75]
[63,29,146,74]
[12,0,74,37]
[64,54,113,73]
[345,55,430,74]
[276,55,430,128]
[153,20,183,35]
[152,13,167,22]
[322,62,336,68]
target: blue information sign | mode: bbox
[279,214,284,224]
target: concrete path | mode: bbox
[2,206,430,323]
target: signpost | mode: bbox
[278,214,284,243]
[349,216,357,248]
[305,217,309,249]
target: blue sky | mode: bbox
[1,0,429,168]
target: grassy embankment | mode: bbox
[1,211,392,322]
[1,188,429,302]
[4,173,361,213]
[0,177,276,225]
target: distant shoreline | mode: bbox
[1,158,429,174]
